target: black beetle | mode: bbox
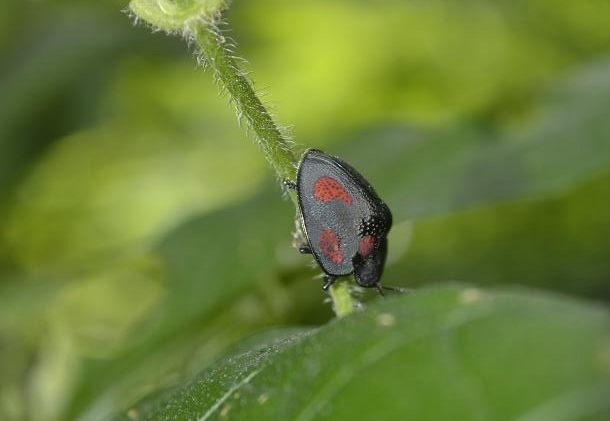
[286,149,393,294]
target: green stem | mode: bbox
[190,20,298,192]
[128,3,357,316]
[189,19,357,316]
[328,280,356,317]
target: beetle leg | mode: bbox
[375,284,385,297]
[283,179,297,190]
[293,231,311,254]
[292,219,311,254]
[322,275,338,291]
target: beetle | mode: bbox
[286,149,394,295]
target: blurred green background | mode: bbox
[1,0,610,420]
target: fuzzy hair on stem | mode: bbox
[127,0,358,317]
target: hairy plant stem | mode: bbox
[328,280,356,318]
[128,3,357,316]
[188,19,356,316]
[190,20,298,198]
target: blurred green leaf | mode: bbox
[337,57,610,221]
[0,11,126,197]
[233,0,610,140]
[114,285,610,420]
[3,126,265,272]
[151,188,295,335]
[63,190,301,421]
[386,170,610,299]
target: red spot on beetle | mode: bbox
[358,235,376,256]
[313,176,353,204]
[319,229,343,264]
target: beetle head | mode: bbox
[352,237,387,288]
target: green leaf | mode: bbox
[61,190,300,421]
[116,286,610,420]
[386,170,610,299]
[0,13,125,196]
[336,58,610,220]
